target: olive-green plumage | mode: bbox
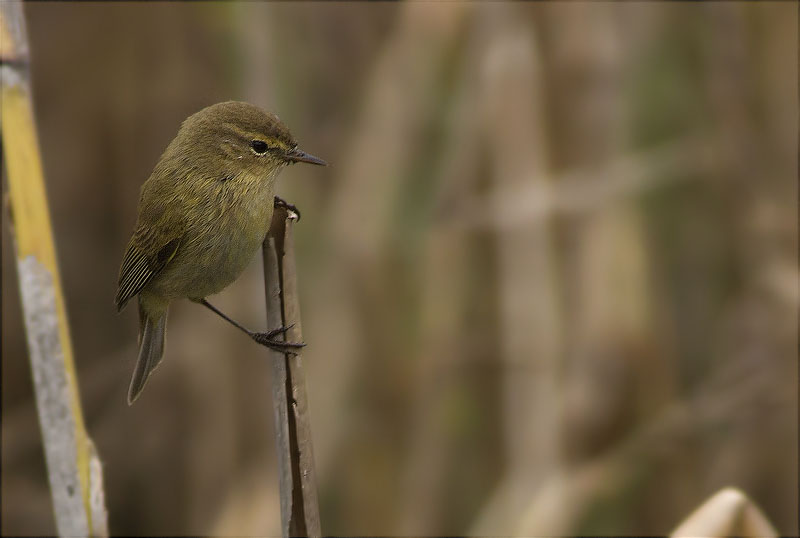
[116,101,325,404]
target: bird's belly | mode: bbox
[152,205,272,300]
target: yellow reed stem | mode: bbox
[1,4,107,536]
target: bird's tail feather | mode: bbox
[128,303,167,405]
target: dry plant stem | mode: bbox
[670,487,778,537]
[468,6,562,534]
[0,4,108,537]
[263,207,320,538]
[307,4,470,485]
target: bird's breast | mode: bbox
[153,179,274,300]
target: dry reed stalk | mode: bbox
[670,487,778,537]
[0,4,107,536]
[468,5,563,534]
[263,207,320,538]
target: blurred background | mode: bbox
[2,2,797,535]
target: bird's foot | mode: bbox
[273,196,301,221]
[251,324,305,354]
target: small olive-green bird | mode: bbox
[115,101,326,405]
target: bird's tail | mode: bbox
[128,301,167,405]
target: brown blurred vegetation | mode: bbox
[1,2,796,536]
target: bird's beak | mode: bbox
[285,147,328,166]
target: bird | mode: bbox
[115,101,326,404]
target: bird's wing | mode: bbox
[115,234,181,312]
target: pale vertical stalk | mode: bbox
[481,6,560,475]
[543,3,658,365]
[470,5,562,534]
[0,3,107,536]
[513,4,667,534]
[308,2,469,483]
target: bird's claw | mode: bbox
[274,196,301,221]
[251,325,305,354]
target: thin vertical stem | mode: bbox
[263,207,320,537]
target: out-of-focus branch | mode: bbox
[0,4,107,537]
[448,134,719,230]
[263,207,320,538]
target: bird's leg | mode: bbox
[196,298,305,353]
[273,195,301,221]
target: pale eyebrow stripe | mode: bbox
[220,122,293,153]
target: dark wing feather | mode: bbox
[115,237,180,311]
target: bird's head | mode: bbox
[170,101,327,181]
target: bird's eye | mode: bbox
[250,140,268,154]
